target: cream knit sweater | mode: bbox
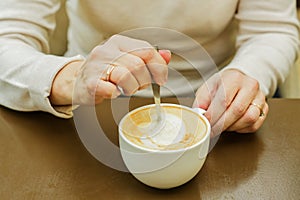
[0,0,299,118]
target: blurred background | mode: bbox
[279,2,300,98]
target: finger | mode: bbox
[129,48,168,86]
[108,65,140,95]
[111,35,168,85]
[95,80,121,99]
[205,77,239,127]
[227,93,267,132]
[113,53,152,90]
[234,103,269,133]
[210,114,226,138]
[211,98,266,137]
[75,79,120,105]
[218,81,259,131]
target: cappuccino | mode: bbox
[119,103,211,189]
[121,105,207,150]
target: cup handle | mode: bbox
[192,107,206,115]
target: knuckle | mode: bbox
[132,57,145,67]
[117,68,132,84]
[244,112,258,125]
[145,50,154,60]
[232,103,246,116]
[143,49,155,60]
[248,78,260,91]
[89,45,112,61]
[130,64,144,74]
[128,58,146,72]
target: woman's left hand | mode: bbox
[193,69,269,137]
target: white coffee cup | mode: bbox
[119,103,210,189]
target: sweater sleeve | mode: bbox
[224,0,300,97]
[0,0,84,118]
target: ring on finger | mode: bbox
[250,102,265,117]
[105,64,118,82]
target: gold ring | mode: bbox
[250,102,264,117]
[105,64,117,82]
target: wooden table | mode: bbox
[0,98,299,199]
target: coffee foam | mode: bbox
[122,105,207,150]
[141,112,185,147]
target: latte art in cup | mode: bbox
[121,106,207,150]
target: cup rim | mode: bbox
[119,103,211,153]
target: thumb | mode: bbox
[158,50,171,64]
[193,87,211,109]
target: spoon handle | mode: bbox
[151,83,161,121]
[152,45,162,120]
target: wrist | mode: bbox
[50,60,84,105]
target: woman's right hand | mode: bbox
[50,35,171,105]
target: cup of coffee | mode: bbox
[118,103,210,189]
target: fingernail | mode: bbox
[158,50,171,64]
[159,49,171,53]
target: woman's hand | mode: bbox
[193,69,269,137]
[50,35,171,105]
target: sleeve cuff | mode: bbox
[29,54,85,118]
